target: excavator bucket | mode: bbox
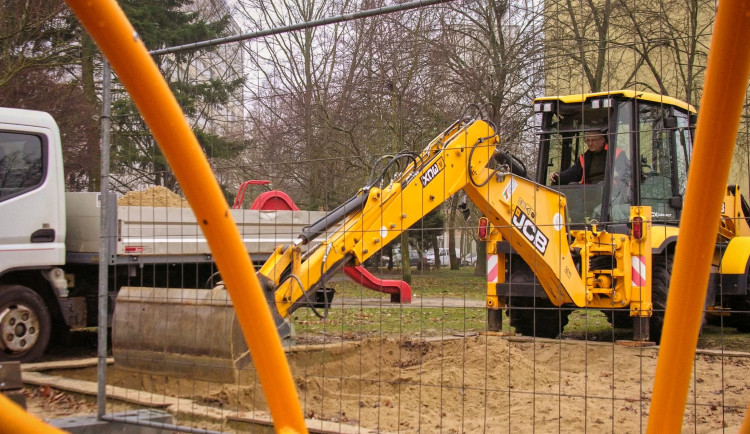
[112,285,290,383]
[112,268,408,382]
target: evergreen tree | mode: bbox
[109,0,246,192]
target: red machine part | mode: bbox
[250,191,300,211]
[343,266,412,304]
[233,180,270,209]
[233,180,300,211]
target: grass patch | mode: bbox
[292,305,506,338]
[301,271,750,351]
[697,326,750,352]
[562,310,631,341]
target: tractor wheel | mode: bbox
[505,261,570,338]
[725,291,750,333]
[650,254,673,343]
[508,297,570,338]
[608,310,633,329]
[0,284,51,362]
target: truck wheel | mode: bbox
[650,255,673,343]
[508,297,570,338]
[0,285,52,363]
[487,309,503,332]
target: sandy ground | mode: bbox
[22,385,99,420]
[24,335,750,433]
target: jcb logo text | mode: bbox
[512,207,549,254]
[420,158,445,187]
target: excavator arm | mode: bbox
[259,112,587,321]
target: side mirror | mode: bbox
[669,195,683,210]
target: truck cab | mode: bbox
[0,108,67,362]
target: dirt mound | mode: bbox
[117,186,189,208]
[182,337,749,432]
[36,336,750,433]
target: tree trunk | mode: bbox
[400,232,411,284]
[448,230,458,269]
[474,240,487,276]
[448,198,460,269]
[384,244,394,271]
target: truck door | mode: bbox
[0,116,65,274]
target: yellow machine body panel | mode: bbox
[718,237,750,275]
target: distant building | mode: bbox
[183,0,245,140]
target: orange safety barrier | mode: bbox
[0,393,66,434]
[742,402,750,434]
[60,0,308,433]
[647,1,750,432]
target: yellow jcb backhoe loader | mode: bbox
[486,91,750,340]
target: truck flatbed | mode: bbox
[65,192,326,265]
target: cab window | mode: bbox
[608,102,634,222]
[674,109,692,194]
[637,102,677,221]
[540,105,612,224]
[0,132,45,201]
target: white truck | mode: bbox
[0,107,325,362]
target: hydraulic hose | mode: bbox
[298,190,369,244]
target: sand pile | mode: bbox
[117,186,189,208]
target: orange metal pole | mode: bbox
[648,1,750,433]
[741,403,750,434]
[62,1,307,433]
[0,393,66,434]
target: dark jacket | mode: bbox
[557,145,622,184]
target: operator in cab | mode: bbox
[549,129,612,185]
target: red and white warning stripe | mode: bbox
[631,256,647,287]
[487,254,499,283]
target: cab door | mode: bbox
[0,113,66,273]
[635,101,688,223]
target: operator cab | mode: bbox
[534,91,696,226]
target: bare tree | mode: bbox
[544,0,614,93]
[238,0,354,208]
[0,0,99,190]
[0,1,76,88]
[613,0,712,104]
[544,0,713,102]
[430,0,545,274]
[0,69,99,191]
